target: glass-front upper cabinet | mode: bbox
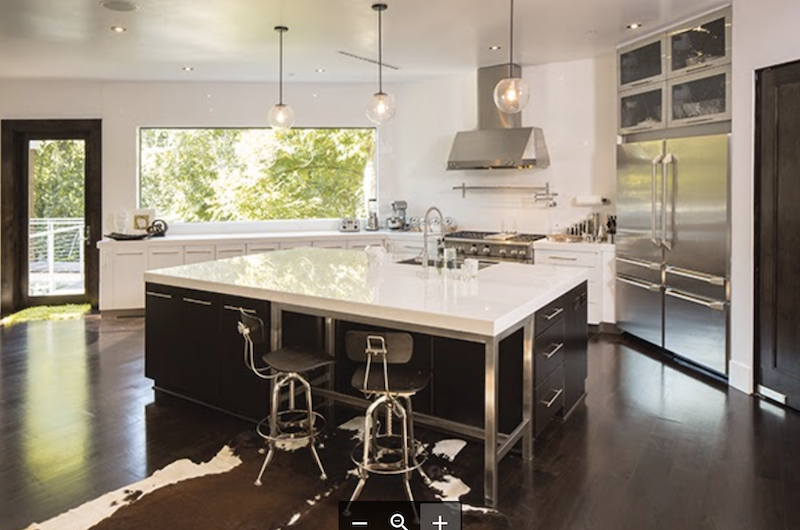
[618,34,665,89]
[667,65,731,127]
[619,84,666,135]
[667,7,732,77]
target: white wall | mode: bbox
[0,79,387,232]
[391,55,617,234]
[1,55,616,236]
[729,0,800,393]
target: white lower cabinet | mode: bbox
[111,245,147,310]
[148,246,184,270]
[184,245,216,264]
[534,243,616,325]
[215,244,246,259]
[246,242,279,255]
[346,238,385,250]
[279,240,313,250]
[100,232,417,311]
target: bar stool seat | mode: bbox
[350,366,429,395]
[237,310,334,486]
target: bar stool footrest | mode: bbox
[351,435,427,475]
[256,409,326,443]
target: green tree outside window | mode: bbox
[139,128,376,222]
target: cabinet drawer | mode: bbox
[535,362,565,438]
[535,318,565,385]
[535,297,567,335]
[536,249,598,268]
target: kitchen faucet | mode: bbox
[422,206,444,271]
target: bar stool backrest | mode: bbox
[345,331,413,364]
[238,310,266,346]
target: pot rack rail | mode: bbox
[452,182,558,206]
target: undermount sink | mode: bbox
[395,257,497,270]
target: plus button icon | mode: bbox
[432,515,448,530]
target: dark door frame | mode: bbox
[1,119,102,315]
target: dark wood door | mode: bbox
[1,119,102,314]
[756,59,800,411]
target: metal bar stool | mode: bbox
[237,310,334,485]
[343,330,430,514]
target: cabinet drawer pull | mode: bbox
[146,291,172,299]
[542,307,564,321]
[547,255,578,261]
[684,63,713,74]
[541,342,564,359]
[224,304,256,314]
[151,251,180,255]
[683,116,715,124]
[183,297,211,306]
[541,388,563,408]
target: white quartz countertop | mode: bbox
[144,247,587,338]
[98,229,421,248]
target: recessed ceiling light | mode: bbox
[627,22,642,29]
[315,68,325,73]
[110,25,126,33]
[182,66,194,72]
[101,1,139,12]
[489,45,502,51]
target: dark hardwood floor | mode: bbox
[1,316,798,530]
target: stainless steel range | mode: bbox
[443,231,546,263]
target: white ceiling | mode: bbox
[0,0,728,83]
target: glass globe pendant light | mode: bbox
[267,25,296,130]
[494,0,530,114]
[365,3,396,125]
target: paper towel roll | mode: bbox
[575,195,604,206]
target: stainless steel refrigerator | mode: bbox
[615,134,729,375]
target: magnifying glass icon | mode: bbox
[389,512,409,530]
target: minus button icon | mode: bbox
[351,522,369,527]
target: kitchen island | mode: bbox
[143,247,588,506]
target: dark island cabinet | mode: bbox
[145,283,272,421]
[144,281,588,434]
[563,283,588,416]
[217,296,270,420]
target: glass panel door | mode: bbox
[27,139,87,297]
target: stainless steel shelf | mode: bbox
[452,182,558,206]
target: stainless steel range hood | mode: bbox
[447,64,550,170]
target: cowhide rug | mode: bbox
[23,417,511,530]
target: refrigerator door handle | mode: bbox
[617,275,662,293]
[662,153,674,251]
[666,266,726,287]
[651,154,664,247]
[665,288,726,311]
[617,256,661,271]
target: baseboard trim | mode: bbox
[728,360,754,395]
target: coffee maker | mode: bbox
[386,200,408,230]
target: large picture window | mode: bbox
[139,128,376,222]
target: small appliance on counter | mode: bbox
[365,199,379,231]
[339,218,360,232]
[386,200,408,230]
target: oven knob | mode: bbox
[498,248,507,258]
[469,246,478,255]
[481,246,492,256]
[509,249,518,258]
[518,250,528,260]
[455,246,464,254]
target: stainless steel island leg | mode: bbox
[522,319,534,460]
[484,338,499,507]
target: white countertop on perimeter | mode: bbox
[143,247,588,338]
[97,229,419,248]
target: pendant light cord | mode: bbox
[378,7,383,93]
[508,0,514,78]
[279,29,284,105]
